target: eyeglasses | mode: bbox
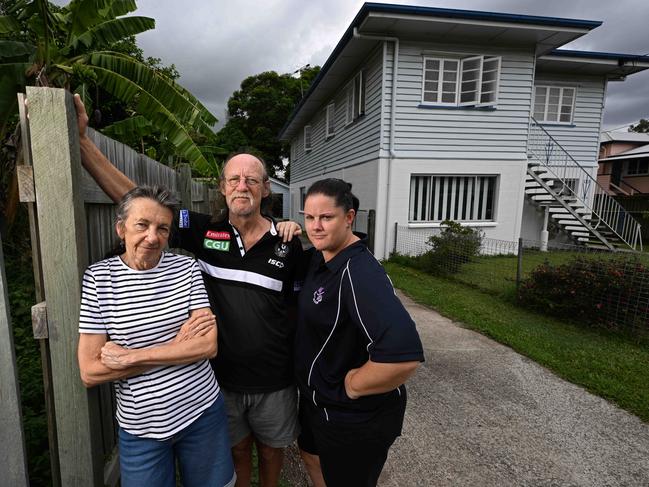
[224,176,262,188]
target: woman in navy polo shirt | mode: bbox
[295,178,424,487]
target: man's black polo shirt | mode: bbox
[295,240,424,422]
[170,210,303,393]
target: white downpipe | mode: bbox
[353,28,398,257]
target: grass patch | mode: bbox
[384,262,649,423]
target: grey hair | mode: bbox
[115,185,178,227]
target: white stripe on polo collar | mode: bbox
[229,219,277,257]
[197,259,283,292]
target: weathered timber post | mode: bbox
[27,87,103,486]
[0,234,30,486]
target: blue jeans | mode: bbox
[119,395,235,487]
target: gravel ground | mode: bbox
[281,291,649,486]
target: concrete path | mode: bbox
[282,291,649,486]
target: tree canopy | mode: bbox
[216,65,320,179]
[629,119,649,133]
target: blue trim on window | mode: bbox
[417,104,497,111]
[537,122,576,128]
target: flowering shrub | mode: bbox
[518,257,649,332]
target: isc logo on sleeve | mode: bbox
[203,238,230,251]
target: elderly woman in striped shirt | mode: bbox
[77,186,235,487]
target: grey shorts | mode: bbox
[222,385,299,448]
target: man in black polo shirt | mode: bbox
[72,95,303,487]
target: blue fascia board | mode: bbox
[547,49,649,62]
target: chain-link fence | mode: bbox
[392,224,649,337]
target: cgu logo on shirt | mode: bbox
[203,238,230,251]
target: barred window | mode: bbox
[409,175,497,222]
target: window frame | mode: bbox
[533,85,576,125]
[345,70,366,126]
[303,125,312,152]
[326,103,335,138]
[421,55,501,108]
[625,159,649,176]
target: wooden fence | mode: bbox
[3,87,217,486]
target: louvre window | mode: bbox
[346,71,365,125]
[409,175,497,222]
[304,125,312,152]
[326,103,335,138]
[533,86,575,124]
[422,56,500,107]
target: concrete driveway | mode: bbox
[282,291,649,486]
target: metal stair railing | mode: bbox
[527,118,642,251]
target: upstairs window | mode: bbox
[326,103,335,138]
[304,125,312,152]
[626,159,649,176]
[346,71,365,125]
[422,56,501,107]
[533,86,575,124]
[409,175,497,222]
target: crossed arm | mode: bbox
[78,308,217,388]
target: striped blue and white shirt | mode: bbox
[79,252,219,440]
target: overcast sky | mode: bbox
[70,0,649,130]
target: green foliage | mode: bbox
[2,209,50,485]
[217,66,320,179]
[0,0,218,171]
[404,220,484,275]
[629,118,649,133]
[518,257,649,332]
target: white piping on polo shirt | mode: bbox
[345,260,375,352]
[230,219,278,257]
[197,259,283,292]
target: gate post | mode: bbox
[27,87,103,486]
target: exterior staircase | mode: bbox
[526,119,642,251]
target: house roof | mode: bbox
[600,130,649,143]
[537,50,649,79]
[599,143,649,162]
[279,2,603,141]
[269,176,289,189]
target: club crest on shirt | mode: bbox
[313,287,325,304]
[274,241,290,258]
[179,209,189,228]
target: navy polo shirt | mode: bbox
[170,210,303,393]
[295,240,424,422]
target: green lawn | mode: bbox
[384,262,649,423]
[440,249,649,297]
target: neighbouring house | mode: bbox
[279,3,649,258]
[269,176,290,219]
[597,130,649,195]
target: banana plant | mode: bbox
[0,0,218,170]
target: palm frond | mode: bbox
[0,15,21,34]
[102,115,154,138]
[70,16,155,50]
[0,41,35,61]
[90,52,217,134]
[107,0,138,18]
[90,64,210,168]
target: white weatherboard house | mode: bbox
[279,3,649,259]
